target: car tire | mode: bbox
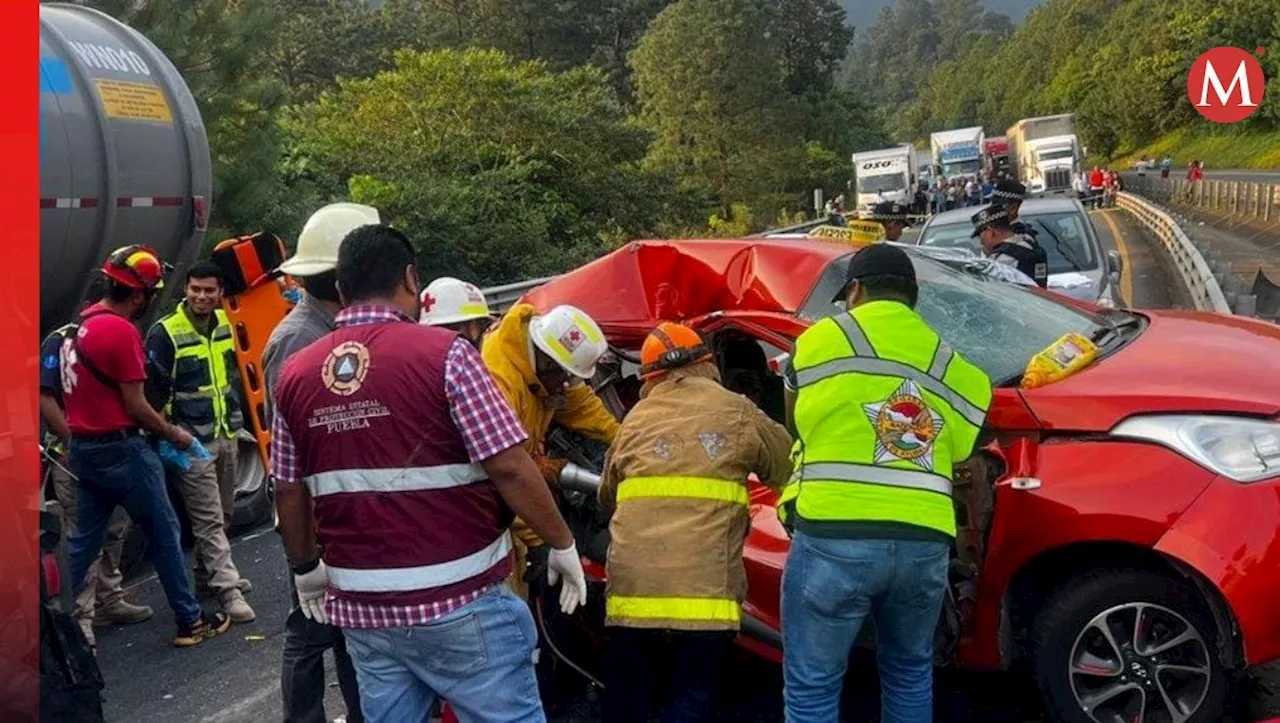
[1031,568,1227,723]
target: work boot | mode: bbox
[222,593,256,623]
[173,611,231,648]
[94,599,154,626]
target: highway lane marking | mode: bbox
[1098,210,1135,307]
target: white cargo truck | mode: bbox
[930,127,985,184]
[851,144,917,214]
[1006,114,1080,195]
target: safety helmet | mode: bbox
[101,245,168,289]
[638,322,712,380]
[420,277,493,326]
[528,305,608,380]
[279,202,380,277]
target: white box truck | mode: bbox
[851,144,917,214]
[1006,114,1080,195]
[930,127,985,184]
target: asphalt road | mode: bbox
[1088,207,1191,309]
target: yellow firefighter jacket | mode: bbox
[481,303,621,594]
[599,362,793,631]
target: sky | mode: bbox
[842,0,1046,33]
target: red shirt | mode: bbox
[61,303,148,434]
[1089,170,1105,187]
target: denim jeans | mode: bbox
[781,533,949,723]
[342,585,544,723]
[67,434,202,627]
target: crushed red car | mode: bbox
[518,237,1280,723]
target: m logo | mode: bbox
[1187,47,1266,123]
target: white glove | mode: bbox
[546,543,588,615]
[294,561,330,625]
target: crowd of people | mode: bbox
[42,196,1009,723]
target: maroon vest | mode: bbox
[275,320,513,607]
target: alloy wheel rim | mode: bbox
[1068,602,1212,723]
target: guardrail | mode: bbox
[1115,192,1232,314]
[482,275,558,315]
[1123,173,1280,221]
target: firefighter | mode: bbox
[778,243,993,723]
[481,303,619,599]
[864,201,912,242]
[598,322,793,723]
[971,205,1049,288]
[419,276,495,349]
[144,261,255,624]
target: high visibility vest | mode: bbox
[40,323,77,457]
[156,305,244,442]
[778,300,993,539]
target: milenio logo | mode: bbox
[1187,46,1266,123]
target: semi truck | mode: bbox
[983,136,1011,177]
[930,126,985,184]
[39,5,271,534]
[850,144,917,214]
[1006,114,1080,195]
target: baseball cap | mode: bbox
[865,201,913,227]
[843,243,917,292]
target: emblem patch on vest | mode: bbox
[322,340,371,396]
[863,380,945,472]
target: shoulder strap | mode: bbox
[69,310,121,392]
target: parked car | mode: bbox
[518,237,1280,723]
[911,197,1124,308]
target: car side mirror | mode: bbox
[1107,249,1123,283]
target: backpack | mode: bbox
[38,526,105,722]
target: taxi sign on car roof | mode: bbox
[805,220,883,248]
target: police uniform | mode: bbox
[863,201,912,241]
[971,205,1049,288]
[990,178,1038,240]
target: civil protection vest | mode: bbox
[778,300,993,540]
[273,319,514,608]
[41,323,77,456]
[155,304,244,442]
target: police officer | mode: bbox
[990,178,1038,240]
[778,243,993,723]
[971,205,1049,288]
[864,201,912,242]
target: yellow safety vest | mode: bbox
[778,300,993,539]
[156,305,244,442]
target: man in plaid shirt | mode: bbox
[271,224,588,722]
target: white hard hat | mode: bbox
[528,305,608,380]
[279,202,380,277]
[420,277,493,326]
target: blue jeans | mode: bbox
[342,585,544,723]
[67,434,202,626]
[781,533,949,723]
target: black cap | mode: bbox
[990,179,1025,202]
[844,243,917,291]
[970,205,1011,237]
[864,201,912,227]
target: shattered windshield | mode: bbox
[799,252,1106,385]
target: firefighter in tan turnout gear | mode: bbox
[597,322,794,723]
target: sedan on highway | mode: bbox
[518,236,1280,723]
[912,197,1125,308]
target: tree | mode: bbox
[778,0,854,95]
[286,48,680,284]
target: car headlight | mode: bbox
[1111,415,1280,483]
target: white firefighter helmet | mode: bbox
[420,277,493,326]
[528,305,608,380]
[279,202,381,277]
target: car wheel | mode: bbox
[1031,569,1226,723]
[229,434,273,534]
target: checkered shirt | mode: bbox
[270,304,527,628]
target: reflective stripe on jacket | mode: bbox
[599,363,793,631]
[779,300,993,540]
[156,305,244,441]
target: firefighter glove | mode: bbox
[547,543,588,615]
[294,561,330,625]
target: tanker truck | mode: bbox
[40,5,271,538]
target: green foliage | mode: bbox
[286,48,680,284]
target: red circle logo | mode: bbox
[1187,47,1266,123]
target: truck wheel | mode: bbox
[1031,569,1226,723]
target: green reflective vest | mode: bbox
[778,300,993,539]
[156,305,244,442]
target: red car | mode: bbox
[517,237,1280,723]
